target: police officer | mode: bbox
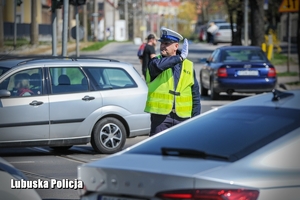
[144,27,201,136]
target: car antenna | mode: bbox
[272,89,294,101]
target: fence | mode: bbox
[4,22,52,39]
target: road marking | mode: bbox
[9,161,35,164]
[57,155,88,164]
[29,147,50,153]
[211,106,221,109]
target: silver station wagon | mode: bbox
[0,57,150,154]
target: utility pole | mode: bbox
[133,3,136,41]
[62,0,69,56]
[13,0,17,50]
[141,0,146,39]
[113,0,116,40]
[52,9,57,56]
[0,0,4,51]
[68,4,74,41]
[244,0,248,46]
[93,0,98,41]
[30,0,39,46]
[150,2,154,33]
[75,4,80,56]
[57,8,62,42]
[125,0,128,40]
[103,0,107,41]
[83,2,87,42]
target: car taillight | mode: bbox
[216,32,220,36]
[267,68,276,77]
[156,189,259,200]
[217,68,227,77]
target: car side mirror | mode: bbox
[199,58,207,63]
[0,89,11,98]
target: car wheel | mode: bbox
[210,82,219,100]
[200,76,208,96]
[91,117,126,154]
[50,146,73,151]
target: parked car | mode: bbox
[0,57,150,154]
[199,46,277,100]
[213,23,236,44]
[0,157,41,200]
[205,19,228,42]
[198,25,207,42]
[78,89,300,200]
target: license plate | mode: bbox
[100,196,146,200]
[237,70,259,76]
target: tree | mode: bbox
[264,0,282,33]
[177,1,197,38]
[249,0,265,46]
[224,0,243,45]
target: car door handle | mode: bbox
[29,100,43,106]
[82,96,95,101]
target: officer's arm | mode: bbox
[148,55,181,79]
[191,70,201,117]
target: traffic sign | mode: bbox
[279,0,299,12]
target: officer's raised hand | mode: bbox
[180,38,189,60]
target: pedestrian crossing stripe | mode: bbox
[279,0,299,12]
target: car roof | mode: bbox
[0,56,121,69]
[227,89,300,110]
[208,19,227,23]
[217,22,236,26]
[217,45,262,50]
[0,59,30,69]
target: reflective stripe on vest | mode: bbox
[144,58,194,118]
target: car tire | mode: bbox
[91,117,126,154]
[50,146,73,151]
[200,76,208,96]
[210,82,220,100]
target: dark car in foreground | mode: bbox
[200,46,277,100]
[0,157,41,200]
[78,89,300,200]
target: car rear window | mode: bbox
[219,25,231,29]
[125,106,300,161]
[221,49,268,62]
[84,67,137,90]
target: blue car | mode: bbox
[200,46,277,100]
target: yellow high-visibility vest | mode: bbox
[144,57,194,118]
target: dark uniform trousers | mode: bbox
[149,109,190,136]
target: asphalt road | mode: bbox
[0,41,253,200]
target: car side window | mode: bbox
[84,67,137,90]
[209,50,220,63]
[50,67,88,94]
[207,50,217,62]
[0,68,43,97]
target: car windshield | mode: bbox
[221,49,268,62]
[125,106,300,162]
